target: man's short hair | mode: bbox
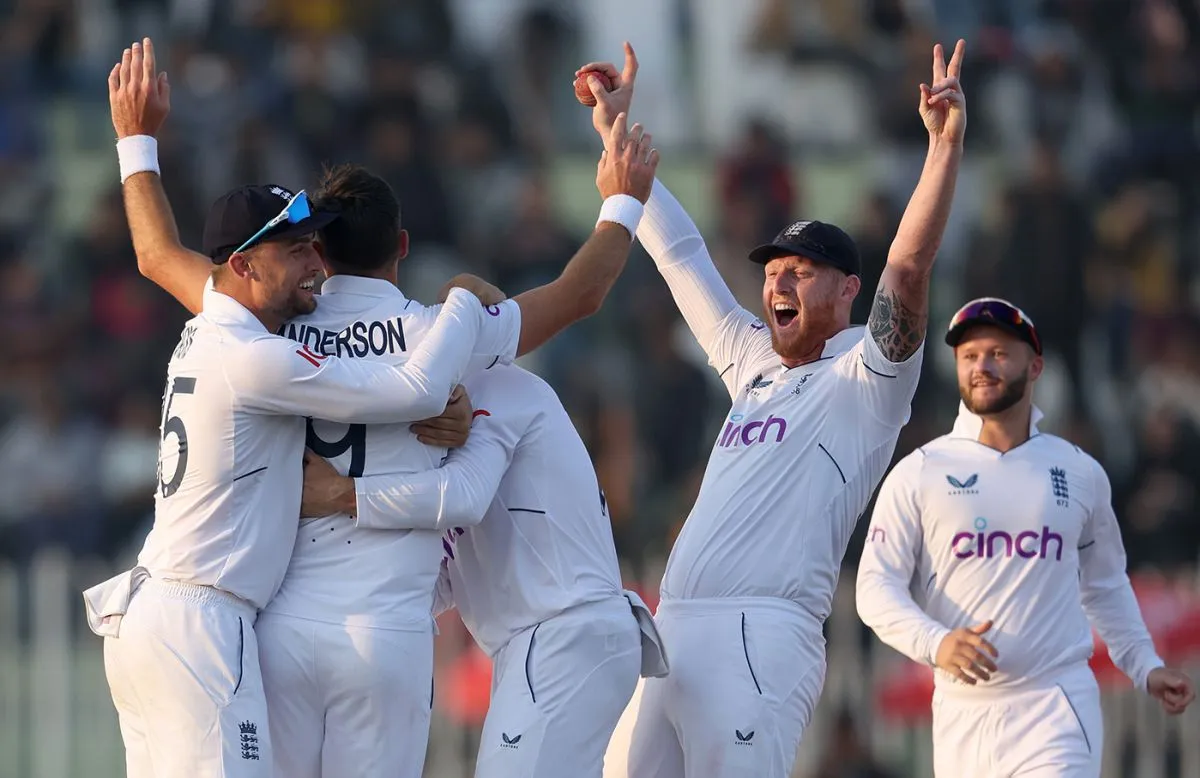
[312,164,402,272]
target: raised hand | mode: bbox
[935,619,998,684]
[596,112,659,205]
[919,39,966,147]
[109,37,171,139]
[575,42,639,137]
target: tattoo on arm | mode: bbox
[868,287,926,362]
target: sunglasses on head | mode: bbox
[231,190,313,256]
[948,298,1042,354]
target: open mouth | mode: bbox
[772,302,798,328]
[299,278,316,294]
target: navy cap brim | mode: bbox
[747,241,857,275]
[210,209,339,264]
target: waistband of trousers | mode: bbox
[140,577,257,618]
[657,595,822,630]
[933,661,1098,702]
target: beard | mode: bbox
[764,300,840,364]
[283,288,317,318]
[960,369,1029,415]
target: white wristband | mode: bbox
[116,135,160,183]
[596,194,644,240]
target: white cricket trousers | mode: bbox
[475,595,643,778]
[255,612,434,778]
[606,596,826,778]
[932,663,1103,777]
[103,578,271,778]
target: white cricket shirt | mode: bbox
[137,283,517,610]
[263,275,522,630]
[353,363,625,655]
[637,180,923,621]
[856,403,1164,692]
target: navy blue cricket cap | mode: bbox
[202,184,339,264]
[748,219,862,276]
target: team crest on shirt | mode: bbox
[946,473,979,495]
[238,721,260,760]
[1049,467,1069,507]
[743,373,773,396]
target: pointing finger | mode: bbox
[623,41,639,83]
[932,42,946,83]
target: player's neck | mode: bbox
[325,268,399,289]
[976,402,1033,453]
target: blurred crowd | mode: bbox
[0,0,1198,722]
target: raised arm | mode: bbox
[867,40,967,362]
[576,45,758,384]
[510,113,658,355]
[110,38,210,315]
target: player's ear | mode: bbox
[397,229,410,261]
[1029,353,1044,381]
[227,252,255,280]
[843,273,862,300]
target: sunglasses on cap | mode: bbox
[231,190,313,256]
[945,297,1042,355]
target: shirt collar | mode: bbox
[949,401,1044,440]
[318,274,407,303]
[202,281,269,333]
[821,326,866,358]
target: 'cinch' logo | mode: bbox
[718,413,788,448]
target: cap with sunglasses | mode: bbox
[945,297,1042,355]
[747,219,862,276]
[202,185,339,264]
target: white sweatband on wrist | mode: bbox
[116,135,160,183]
[596,194,644,240]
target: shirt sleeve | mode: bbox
[637,179,774,396]
[838,332,925,428]
[856,452,951,666]
[422,298,522,375]
[1079,457,1164,693]
[232,288,487,424]
[352,406,526,530]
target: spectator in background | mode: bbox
[0,372,103,562]
[812,708,899,778]
[365,107,455,249]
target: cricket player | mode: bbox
[856,297,1196,777]
[586,41,969,776]
[301,332,669,778]
[82,44,524,778]
[103,37,661,778]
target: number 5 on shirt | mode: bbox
[158,376,197,498]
